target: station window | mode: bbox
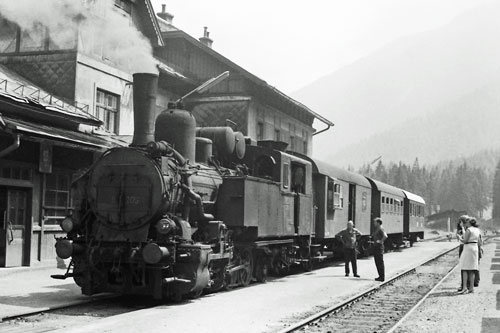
[257,122,264,140]
[43,172,72,225]
[0,18,17,53]
[96,89,119,133]
[290,136,295,151]
[275,129,281,141]
[1,165,33,181]
[20,24,46,52]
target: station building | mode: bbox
[0,0,332,267]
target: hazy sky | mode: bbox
[150,0,488,94]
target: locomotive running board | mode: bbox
[51,273,79,280]
[254,239,294,247]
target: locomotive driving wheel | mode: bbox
[238,248,254,287]
[188,288,204,299]
[255,256,268,283]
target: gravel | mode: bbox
[393,239,498,333]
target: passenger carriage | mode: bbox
[403,190,426,245]
[365,178,406,248]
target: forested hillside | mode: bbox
[357,149,500,219]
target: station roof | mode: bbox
[0,64,101,128]
[158,29,334,130]
[313,159,371,188]
[366,177,404,197]
[1,115,126,149]
[402,190,426,204]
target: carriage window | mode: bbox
[362,192,367,211]
[282,163,289,189]
[291,163,305,194]
[327,179,334,211]
[334,183,343,209]
[390,198,394,213]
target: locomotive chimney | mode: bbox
[131,73,158,147]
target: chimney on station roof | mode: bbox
[199,27,213,48]
[157,4,174,24]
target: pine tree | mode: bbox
[492,158,500,224]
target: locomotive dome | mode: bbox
[88,148,168,229]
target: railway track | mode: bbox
[281,236,495,333]
[0,295,158,333]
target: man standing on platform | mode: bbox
[372,217,388,282]
[336,220,362,278]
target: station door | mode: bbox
[0,188,28,267]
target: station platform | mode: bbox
[0,237,495,333]
[0,261,86,321]
[393,236,500,333]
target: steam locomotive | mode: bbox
[52,73,425,301]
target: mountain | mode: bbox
[292,2,500,167]
[333,82,500,167]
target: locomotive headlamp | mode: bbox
[61,217,75,233]
[156,218,176,234]
[142,243,170,264]
[55,239,84,259]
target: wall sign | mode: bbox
[39,142,52,173]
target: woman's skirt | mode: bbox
[459,243,479,270]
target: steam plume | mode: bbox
[0,0,158,73]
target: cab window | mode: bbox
[291,163,305,194]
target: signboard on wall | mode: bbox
[39,142,52,173]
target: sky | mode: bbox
[150,0,487,94]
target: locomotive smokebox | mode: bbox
[131,73,158,147]
[155,108,196,162]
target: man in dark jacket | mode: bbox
[336,220,362,278]
[372,217,388,282]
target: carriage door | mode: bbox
[0,188,28,267]
[291,163,306,234]
[348,184,356,223]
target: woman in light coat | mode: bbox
[457,217,481,294]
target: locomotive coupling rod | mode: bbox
[228,263,250,273]
[163,277,192,284]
